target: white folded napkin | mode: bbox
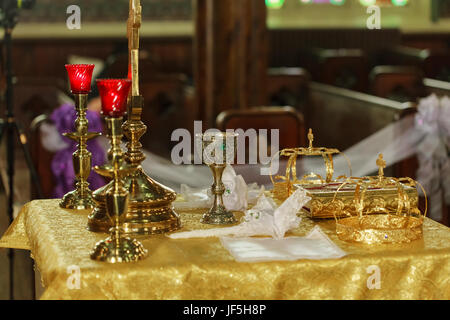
[169,187,311,240]
[174,165,265,211]
[220,226,347,262]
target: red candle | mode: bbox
[65,64,95,94]
[96,79,131,118]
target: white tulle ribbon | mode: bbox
[168,187,311,240]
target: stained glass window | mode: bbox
[359,0,409,7]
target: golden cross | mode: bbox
[127,0,142,96]
[128,0,142,51]
[376,154,386,177]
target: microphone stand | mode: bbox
[0,4,43,300]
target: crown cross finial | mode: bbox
[308,128,314,149]
[376,154,386,177]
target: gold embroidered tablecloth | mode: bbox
[1,199,450,300]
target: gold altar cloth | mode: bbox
[1,199,450,300]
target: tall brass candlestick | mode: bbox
[88,1,180,235]
[60,95,100,210]
[60,64,100,210]
[91,117,147,263]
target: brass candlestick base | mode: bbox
[89,169,180,234]
[122,167,180,234]
[61,190,96,211]
[91,230,147,263]
[60,94,100,210]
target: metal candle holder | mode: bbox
[60,93,100,210]
[90,117,147,263]
[89,1,180,235]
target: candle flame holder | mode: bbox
[60,64,100,210]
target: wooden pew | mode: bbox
[379,46,450,82]
[307,81,416,152]
[266,68,311,113]
[369,65,428,102]
[216,106,306,151]
[298,48,369,92]
[423,77,450,97]
[267,67,415,150]
[139,74,196,158]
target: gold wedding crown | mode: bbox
[270,128,351,201]
[332,154,427,244]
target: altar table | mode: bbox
[1,199,449,300]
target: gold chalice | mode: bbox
[196,131,239,225]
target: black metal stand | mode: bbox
[0,4,42,300]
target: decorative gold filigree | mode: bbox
[331,154,427,244]
[270,128,350,201]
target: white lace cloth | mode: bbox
[221,226,347,262]
[169,187,311,240]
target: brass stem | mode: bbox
[210,164,226,210]
[106,116,124,165]
[75,94,91,197]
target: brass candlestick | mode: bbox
[197,132,239,225]
[60,93,100,210]
[91,117,147,263]
[89,117,125,232]
[88,1,180,235]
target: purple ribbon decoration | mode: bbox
[50,103,106,198]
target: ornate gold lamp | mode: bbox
[88,0,180,235]
[196,132,239,225]
[91,79,147,263]
[332,154,427,244]
[60,64,100,210]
